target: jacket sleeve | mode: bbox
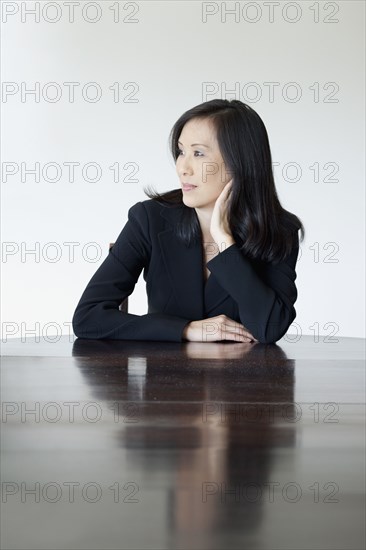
[205,233,300,344]
[72,202,191,342]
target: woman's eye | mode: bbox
[177,149,203,157]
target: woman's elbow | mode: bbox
[72,310,84,338]
[71,308,96,339]
[255,308,296,344]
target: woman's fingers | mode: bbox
[223,320,255,340]
[219,317,257,342]
[183,316,259,343]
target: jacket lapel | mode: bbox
[204,273,232,313]
[158,205,204,320]
[158,204,231,319]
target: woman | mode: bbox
[72,99,305,344]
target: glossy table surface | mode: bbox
[1,335,365,550]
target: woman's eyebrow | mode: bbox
[178,140,211,149]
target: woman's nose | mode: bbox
[178,156,193,176]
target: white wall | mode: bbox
[1,0,365,341]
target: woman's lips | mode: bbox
[182,184,197,191]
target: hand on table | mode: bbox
[182,315,258,343]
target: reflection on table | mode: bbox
[1,336,365,549]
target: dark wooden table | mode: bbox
[1,335,365,550]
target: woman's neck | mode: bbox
[195,207,213,240]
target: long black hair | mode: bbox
[144,99,305,264]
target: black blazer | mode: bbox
[72,197,300,344]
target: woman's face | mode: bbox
[176,117,232,212]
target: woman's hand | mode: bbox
[182,315,258,343]
[210,179,235,247]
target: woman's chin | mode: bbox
[182,195,197,208]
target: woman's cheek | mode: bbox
[199,159,210,184]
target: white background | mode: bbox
[1,0,365,341]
